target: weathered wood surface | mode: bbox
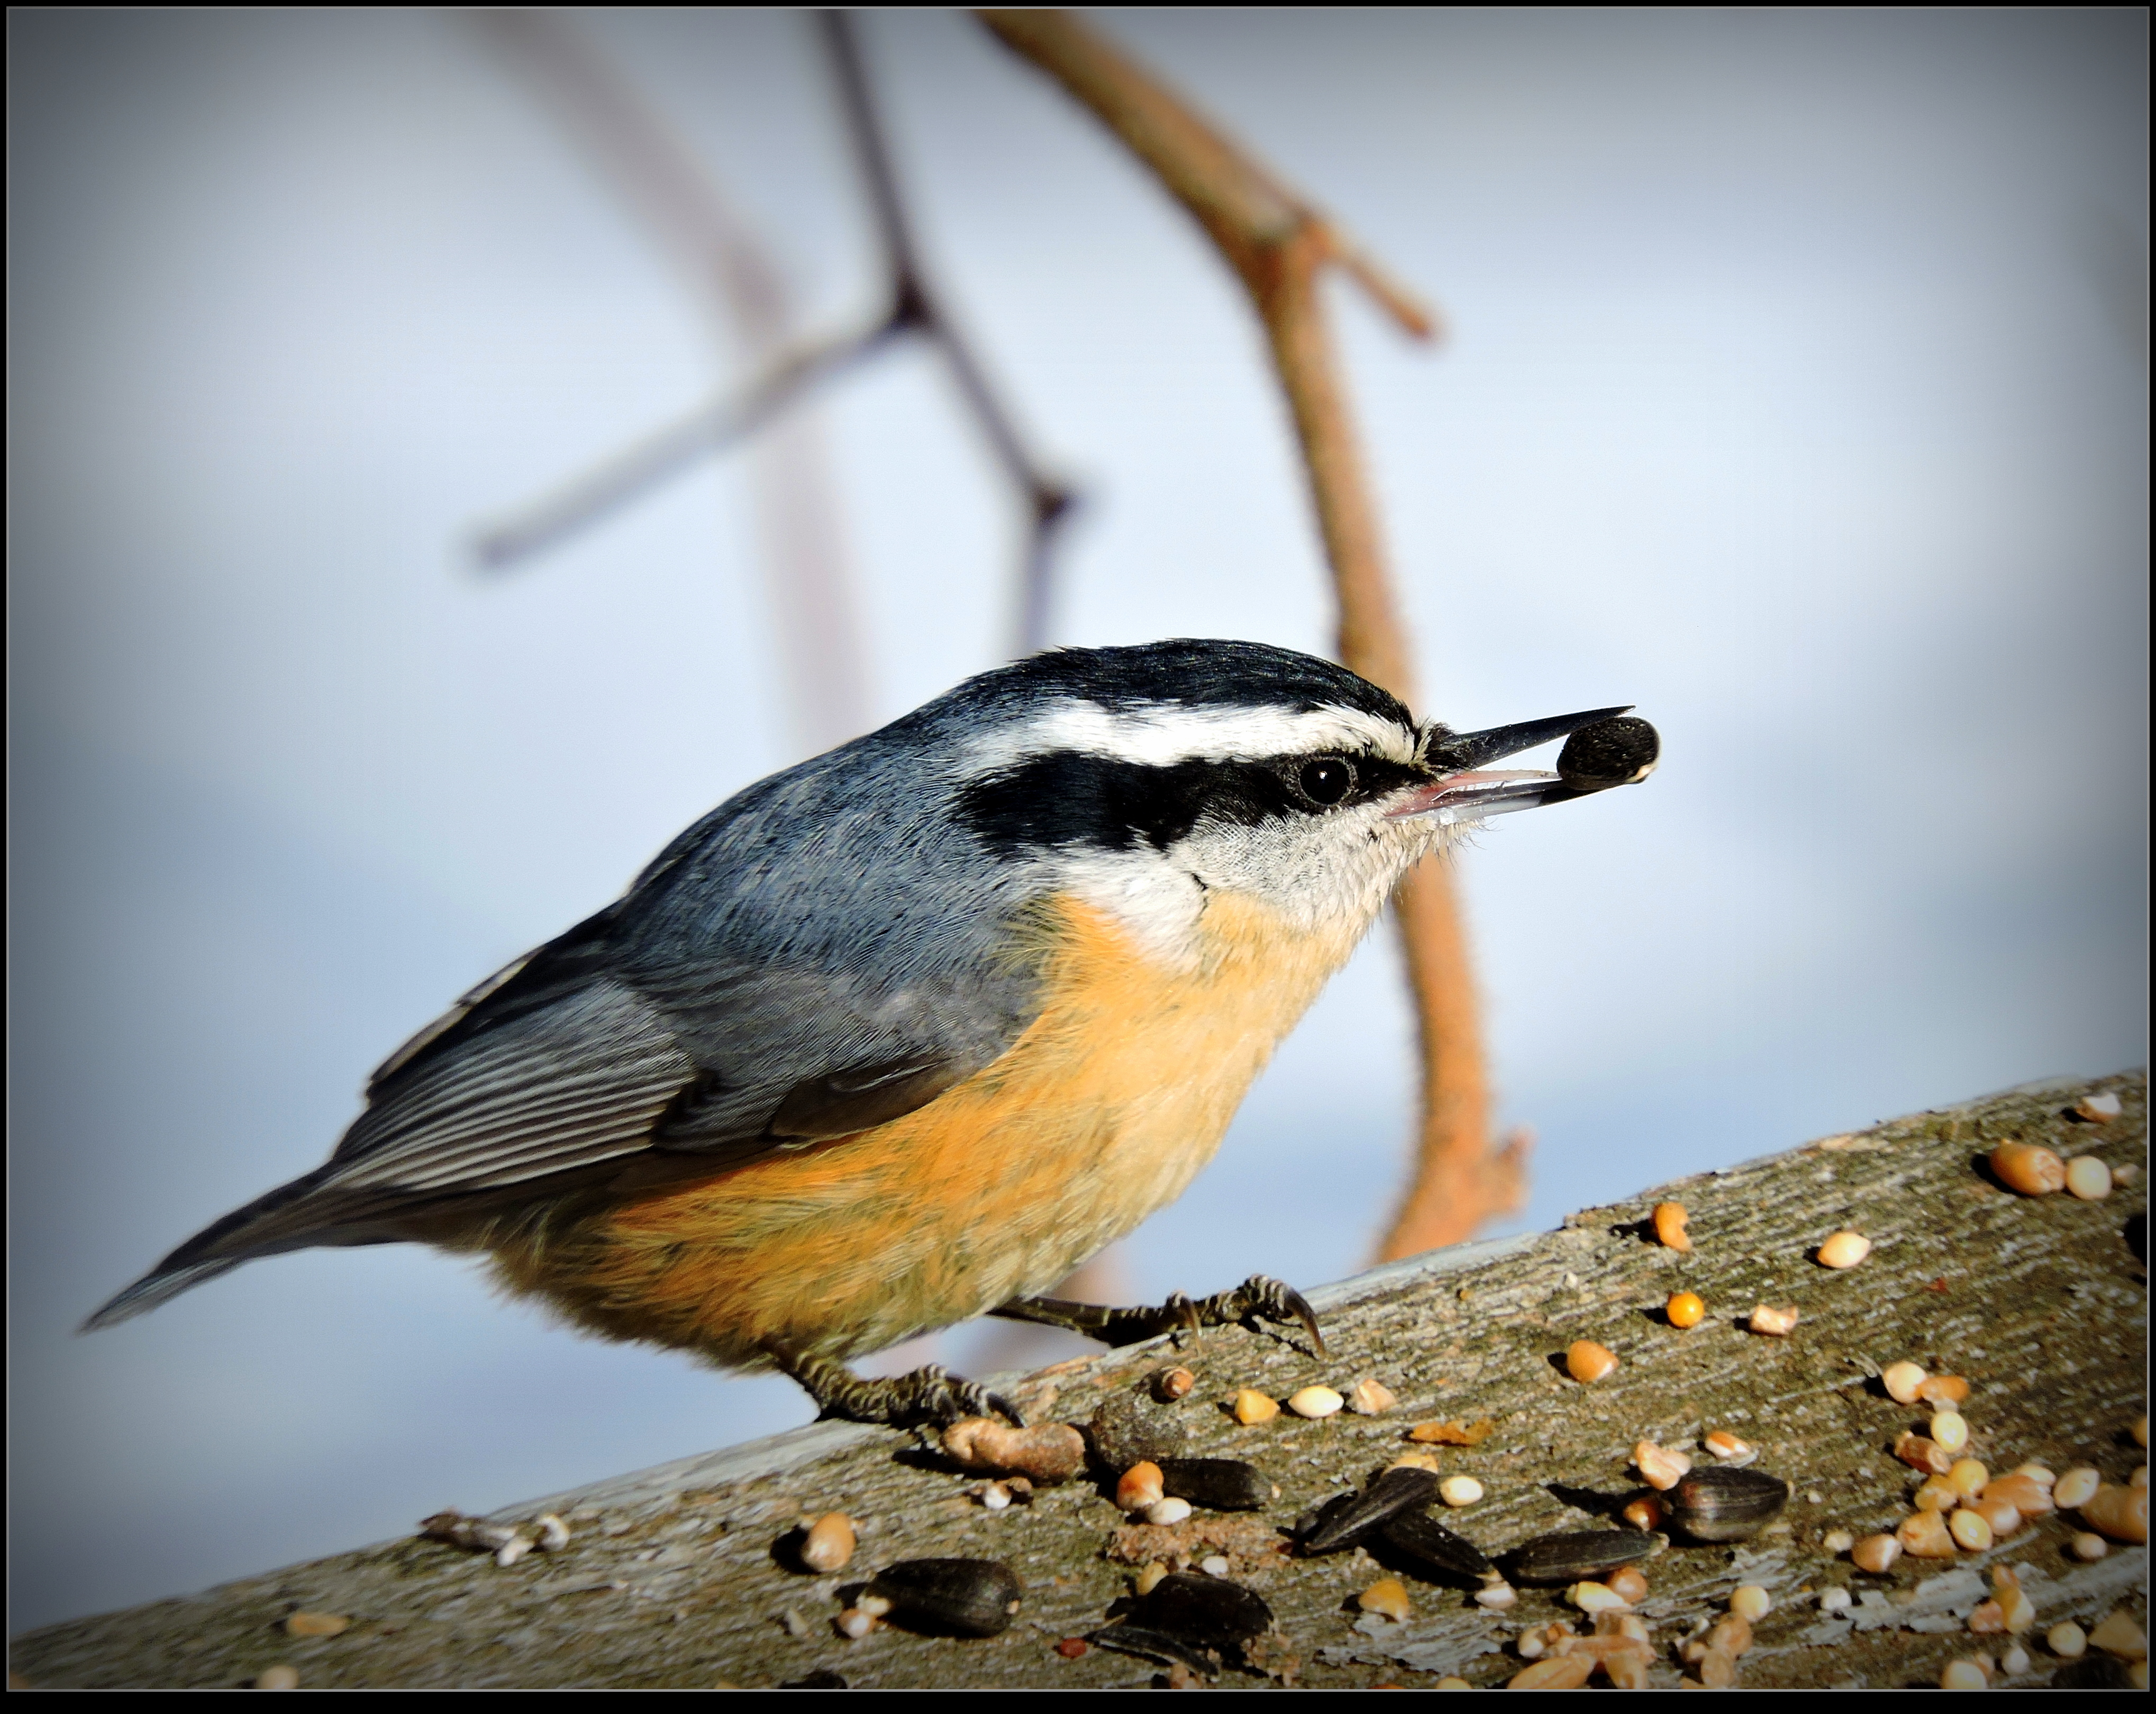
[13,1072,2147,1689]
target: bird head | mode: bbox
[929,640,1654,964]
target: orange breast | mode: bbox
[484,889,1364,1367]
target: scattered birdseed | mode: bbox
[1357,1578,1412,1622]
[1896,1433,1953,1475]
[532,1514,571,1553]
[2079,1482,2150,1543]
[834,1608,877,1640]
[1055,1637,1090,1660]
[1990,1566,2036,1633]
[2074,1090,2124,1122]
[1345,1378,1397,1416]
[1633,1440,1692,1490]
[1850,1534,1902,1573]
[1117,1463,1166,1514]
[1703,1430,1756,1465]
[2064,1156,2113,1200]
[1134,1563,1169,1597]
[1199,1555,1230,1578]
[1730,1585,1771,1622]
[940,1418,1086,1484]
[1948,1509,1993,1551]
[1287,1386,1344,1419]
[1152,1366,1196,1402]
[1652,1202,1693,1252]
[1567,1581,1631,1615]
[1897,1510,1955,1558]
[1566,1341,1618,1383]
[254,1665,301,1690]
[2001,1645,2030,1675]
[283,1612,348,1638]
[2048,1620,2088,1658]
[1939,1658,1987,1689]
[1881,1361,1927,1405]
[2069,1532,2109,1562]
[2053,1466,2102,1509]
[979,1482,1012,1511]
[1666,1291,1706,1329]
[1606,1565,1649,1605]
[1970,1496,2022,1538]
[1928,1411,1970,1454]
[1232,1389,1279,1426]
[1913,1475,1958,1512]
[1816,1231,1871,1269]
[1610,1496,1660,1535]
[1818,1587,1852,1614]
[1407,1418,1496,1446]
[1988,1141,2068,1196]
[1144,1498,1193,1526]
[800,1513,856,1574]
[1748,1305,1799,1336]
[1822,1529,1854,1554]
[1475,1582,1517,1611]
[1945,1457,1988,1498]
[1509,1656,1593,1689]
[2087,1610,2148,1660]
[1917,1374,1970,1406]
[1438,1475,1484,1508]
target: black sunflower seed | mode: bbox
[1156,1457,1270,1512]
[1130,1570,1275,1648]
[1380,1508,1496,1581]
[863,1557,1021,1637]
[1297,1465,1441,1555]
[1502,1529,1663,1585]
[1665,1467,1789,1543]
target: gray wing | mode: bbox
[83,730,1050,1329]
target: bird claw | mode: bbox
[782,1355,1025,1429]
[1204,1274,1327,1358]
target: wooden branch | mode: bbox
[972,12,1503,1258]
[15,1073,2145,1688]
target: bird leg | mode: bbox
[778,1352,1025,1429]
[989,1272,1326,1356]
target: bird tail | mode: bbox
[79,1166,342,1333]
[80,1257,248,1330]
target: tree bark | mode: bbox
[14,1072,2144,1689]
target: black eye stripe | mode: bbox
[958,751,1426,854]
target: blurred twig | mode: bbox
[469,10,1074,659]
[977,10,1526,1260]
[467,8,875,754]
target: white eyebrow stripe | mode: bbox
[967,698,1418,771]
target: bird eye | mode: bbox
[1297,758,1355,806]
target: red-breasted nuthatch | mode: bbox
[88,640,1655,1427]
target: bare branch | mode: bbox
[976,11,1510,1259]
[468,320,896,571]
[467,11,1075,659]
[465,10,875,752]
[817,12,1075,651]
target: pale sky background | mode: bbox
[8,7,2146,1634]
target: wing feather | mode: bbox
[324,979,694,1195]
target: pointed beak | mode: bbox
[1388,706,1657,824]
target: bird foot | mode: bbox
[991,1272,1325,1356]
[780,1353,1025,1429]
